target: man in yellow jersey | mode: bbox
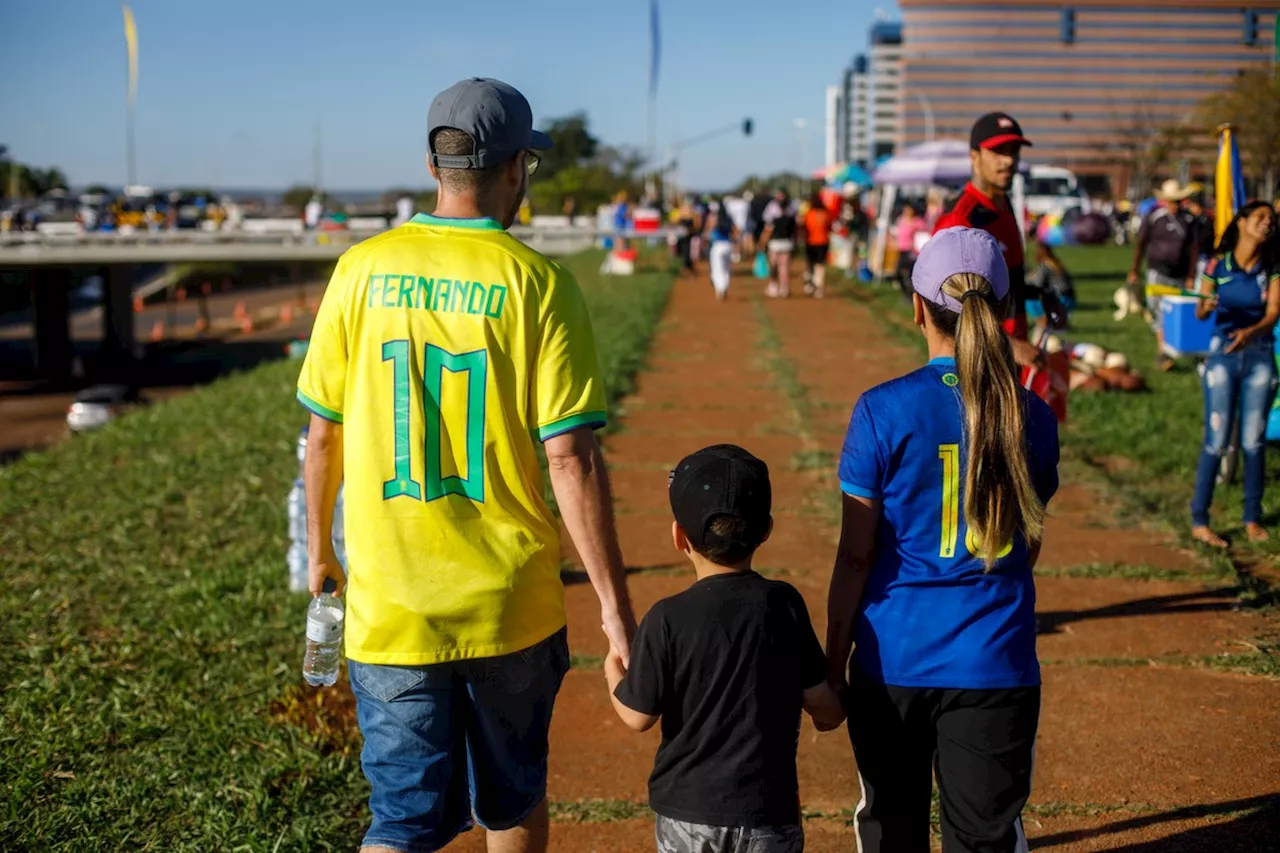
[297,77,636,853]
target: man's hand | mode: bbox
[309,551,346,597]
[602,610,637,668]
[604,645,627,690]
[1011,337,1045,370]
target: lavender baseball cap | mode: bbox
[912,226,1010,314]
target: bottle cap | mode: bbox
[321,577,337,594]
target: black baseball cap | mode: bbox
[427,77,553,170]
[669,445,771,554]
[970,112,1033,150]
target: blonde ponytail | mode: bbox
[939,272,1045,569]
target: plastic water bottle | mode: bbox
[332,485,348,572]
[287,477,308,542]
[287,541,309,593]
[296,425,309,472]
[303,579,344,687]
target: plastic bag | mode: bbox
[752,252,769,279]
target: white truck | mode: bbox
[1024,166,1090,217]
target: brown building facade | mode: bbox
[899,0,1280,195]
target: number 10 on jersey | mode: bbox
[382,341,487,503]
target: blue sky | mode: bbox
[1,0,894,191]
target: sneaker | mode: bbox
[766,282,780,298]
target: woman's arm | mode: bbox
[1194,260,1219,321]
[825,494,879,688]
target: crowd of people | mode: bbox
[292,78,1279,853]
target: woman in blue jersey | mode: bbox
[826,227,1059,853]
[1189,200,1279,548]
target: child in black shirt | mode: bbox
[605,444,845,852]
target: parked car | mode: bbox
[66,384,144,433]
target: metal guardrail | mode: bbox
[0,226,674,266]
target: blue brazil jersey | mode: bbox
[838,357,1060,689]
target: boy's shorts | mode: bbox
[348,628,570,853]
[1146,270,1183,332]
[655,815,804,853]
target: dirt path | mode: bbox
[454,266,1280,853]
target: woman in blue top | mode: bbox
[1190,200,1280,548]
[826,227,1060,853]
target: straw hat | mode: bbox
[1155,179,1194,202]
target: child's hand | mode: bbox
[804,682,847,732]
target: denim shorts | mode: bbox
[348,628,570,853]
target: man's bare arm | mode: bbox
[544,427,636,663]
[304,414,346,596]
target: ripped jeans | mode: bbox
[1190,337,1279,526]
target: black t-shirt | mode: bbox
[1138,208,1196,278]
[613,571,827,828]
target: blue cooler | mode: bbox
[1160,296,1214,357]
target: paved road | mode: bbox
[0,279,324,461]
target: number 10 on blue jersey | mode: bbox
[382,341,487,503]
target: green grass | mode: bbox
[1034,562,1234,583]
[0,250,672,850]
[548,798,651,823]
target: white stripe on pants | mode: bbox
[710,241,733,296]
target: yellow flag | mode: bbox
[122,4,138,106]
[1213,124,1244,243]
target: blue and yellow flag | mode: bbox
[1214,124,1246,242]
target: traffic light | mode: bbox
[743,119,753,137]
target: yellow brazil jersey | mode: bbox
[296,213,606,665]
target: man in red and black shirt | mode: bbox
[934,112,1042,366]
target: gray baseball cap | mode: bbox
[912,226,1010,313]
[427,78,553,170]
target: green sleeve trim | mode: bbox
[297,389,344,423]
[537,410,607,441]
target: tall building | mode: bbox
[898,0,1280,193]
[824,21,904,169]
[868,22,904,164]
[825,85,841,168]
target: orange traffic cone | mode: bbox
[133,296,143,313]
[280,304,294,324]
[194,317,208,334]
[234,301,248,321]
[150,320,165,342]
[307,298,320,314]
[240,314,254,334]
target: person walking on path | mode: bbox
[606,445,845,853]
[1189,200,1280,548]
[1128,179,1198,371]
[934,112,1044,370]
[296,77,636,853]
[826,227,1060,853]
[705,198,738,301]
[759,189,798,298]
[801,189,834,298]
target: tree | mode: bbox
[1101,95,1192,199]
[1195,69,1280,202]
[536,113,599,180]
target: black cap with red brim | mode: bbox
[970,112,1033,150]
